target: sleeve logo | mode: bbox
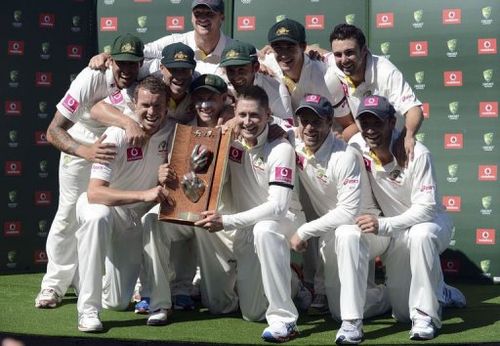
[62,94,79,113]
[275,166,292,184]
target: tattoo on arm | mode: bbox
[47,112,80,155]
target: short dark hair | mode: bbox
[329,24,366,48]
[134,76,169,101]
[236,85,269,110]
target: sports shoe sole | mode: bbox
[335,335,364,345]
[262,330,299,343]
[409,332,434,340]
[35,300,61,309]
[78,324,103,332]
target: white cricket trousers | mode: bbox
[382,212,453,328]
[75,194,171,314]
[321,225,391,321]
[233,217,299,325]
[141,204,238,314]
[41,153,90,296]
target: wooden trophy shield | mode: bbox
[158,124,231,226]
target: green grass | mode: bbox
[0,273,499,345]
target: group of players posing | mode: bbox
[34,0,466,344]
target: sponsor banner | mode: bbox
[305,15,325,30]
[376,12,394,28]
[444,133,463,149]
[444,71,463,86]
[479,102,498,118]
[39,13,55,28]
[35,191,52,206]
[7,41,24,55]
[67,45,83,59]
[100,17,117,31]
[5,161,22,176]
[34,250,48,264]
[166,16,185,31]
[409,41,428,56]
[443,195,461,212]
[478,165,497,181]
[476,229,496,245]
[35,72,53,87]
[478,38,497,54]
[3,222,21,237]
[443,8,461,24]
[237,16,256,31]
[5,101,22,116]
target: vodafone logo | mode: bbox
[109,90,124,104]
[443,71,463,86]
[479,101,498,118]
[5,161,22,176]
[409,41,428,57]
[478,165,497,181]
[35,191,52,206]
[35,131,49,145]
[275,166,293,184]
[305,94,321,104]
[441,258,460,274]
[376,12,394,28]
[62,94,79,114]
[5,101,22,115]
[166,16,184,31]
[364,96,379,107]
[8,40,24,55]
[100,17,118,31]
[4,222,21,237]
[476,228,496,245]
[67,45,83,59]
[34,250,48,264]
[305,15,324,30]
[35,72,52,87]
[444,133,463,149]
[237,16,256,31]
[229,146,243,163]
[421,103,429,118]
[39,13,55,28]
[442,195,461,212]
[478,38,497,54]
[442,8,461,24]
[127,147,143,161]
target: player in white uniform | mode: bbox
[325,24,423,160]
[35,34,146,309]
[289,94,391,345]
[219,40,292,120]
[75,76,177,332]
[352,95,465,341]
[195,86,305,343]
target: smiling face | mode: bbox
[111,60,141,89]
[135,88,167,135]
[192,88,225,126]
[191,7,224,37]
[225,62,258,93]
[297,110,332,153]
[331,38,367,82]
[235,98,270,144]
[160,66,193,99]
[358,113,395,152]
[270,41,305,79]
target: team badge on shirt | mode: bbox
[229,146,243,163]
[274,166,292,184]
[62,94,79,113]
[127,147,143,161]
[253,156,265,171]
[315,166,328,183]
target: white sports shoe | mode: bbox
[335,319,364,345]
[441,283,466,308]
[78,311,103,332]
[261,321,299,343]
[409,312,436,340]
[35,288,62,308]
[147,308,169,326]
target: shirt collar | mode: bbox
[241,124,269,150]
[188,30,227,61]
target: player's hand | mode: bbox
[195,210,223,232]
[290,233,308,253]
[355,214,379,235]
[306,49,324,61]
[404,134,416,166]
[142,186,172,205]
[218,116,240,137]
[158,163,177,185]
[267,123,287,142]
[257,45,274,60]
[125,120,147,147]
[81,134,117,163]
[88,53,111,71]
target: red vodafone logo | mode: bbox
[67,45,83,59]
[237,16,256,31]
[409,41,428,57]
[100,17,118,31]
[441,258,460,274]
[476,228,496,245]
[39,13,55,28]
[5,161,22,176]
[479,102,498,118]
[478,165,497,181]
[4,221,21,237]
[376,12,394,28]
[443,71,463,86]
[442,8,461,24]
[34,250,48,264]
[421,103,429,118]
[35,191,52,206]
[444,133,463,149]
[478,38,497,54]
[166,16,184,31]
[229,146,243,163]
[442,196,461,212]
[8,41,24,55]
[35,72,53,87]
[35,131,49,145]
[275,166,293,184]
[127,147,143,161]
[305,15,324,30]
[5,101,22,115]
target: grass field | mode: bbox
[0,273,499,345]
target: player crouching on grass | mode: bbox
[351,95,465,341]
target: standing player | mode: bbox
[352,95,465,341]
[196,86,305,343]
[35,34,146,309]
[75,76,176,332]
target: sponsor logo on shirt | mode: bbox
[478,165,497,181]
[8,41,24,55]
[343,178,359,186]
[229,146,243,163]
[476,229,495,245]
[443,71,462,86]
[442,9,461,24]
[442,195,461,212]
[5,100,22,115]
[34,250,48,264]
[39,13,55,28]
[479,102,498,118]
[166,16,184,31]
[100,17,118,31]
[376,12,394,28]
[444,133,463,149]
[35,191,52,206]
[478,38,497,54]
[305,15,324,30]
[109,90,124,104]
[127,147,143,161]
[275,166,292,184]
[237,16,256,31]
[419,184,435,193]
[4,222,21,237]
[5,161,22,176]
[62,94,79,113]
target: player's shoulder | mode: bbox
[371,54,401,78]
[413,140,431,159]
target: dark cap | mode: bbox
[295,94,333,120]
[161,43,196,69]
[190,74,227,94]
[268,18,306,45]
[356,95,396,120]
[192,0,224,13]
[110,34,144,62]
[220,41,257,67]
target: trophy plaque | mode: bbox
[159,124,231,225]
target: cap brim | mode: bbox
[355,110,387,120]
[295,105,328,119]
[111,54,143,62]
[192,4,223,12]
[191,85,224,94]
[161,60,196,69]
[220,58,253,67]
[269,37,300,44]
